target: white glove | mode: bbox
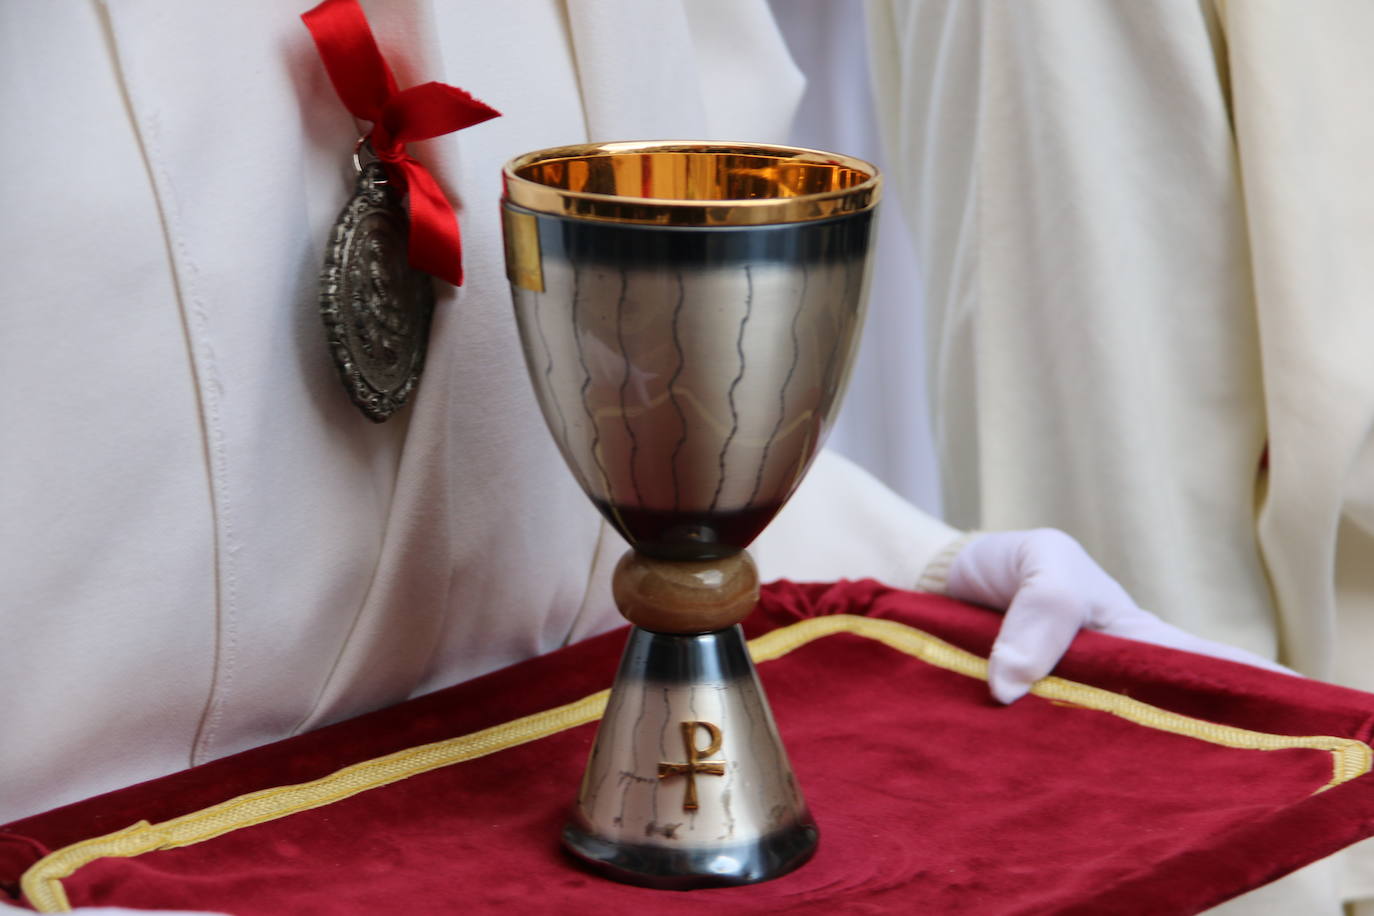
[945,529,1292,704]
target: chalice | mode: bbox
[501,141,878,887]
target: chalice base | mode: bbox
[563,624,818,888]
[562,815,818,890]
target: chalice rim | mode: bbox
[501,139,880,227]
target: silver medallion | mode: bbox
[320,161,435,422]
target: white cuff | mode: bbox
[915,531,980,594]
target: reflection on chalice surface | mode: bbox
[501,142,878,887]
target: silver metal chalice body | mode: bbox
[501,141,878,887]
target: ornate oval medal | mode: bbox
[319,162,436,422]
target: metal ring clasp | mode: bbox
[353,136,388,186]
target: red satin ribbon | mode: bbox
[302,0,500,286]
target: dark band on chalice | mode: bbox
[506,203,875,270]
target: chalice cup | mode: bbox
[501,141,878,888]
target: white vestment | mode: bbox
[0,0,958,825]
[868,0,1374,911]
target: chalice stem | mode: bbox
[562,549,816,887]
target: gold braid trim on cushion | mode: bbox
[752,616,1373,789]
[22,615,1371,913]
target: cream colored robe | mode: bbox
[868,1,1374,911]
[0,0,959,825]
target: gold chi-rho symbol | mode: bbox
[658,721,726,811]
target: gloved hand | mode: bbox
[945,529,1292,704]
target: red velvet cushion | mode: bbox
[5,581,1374,914]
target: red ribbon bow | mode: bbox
[302,0,500,286]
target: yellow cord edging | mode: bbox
[751,615,1372,789]
[22,614,1371,912]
